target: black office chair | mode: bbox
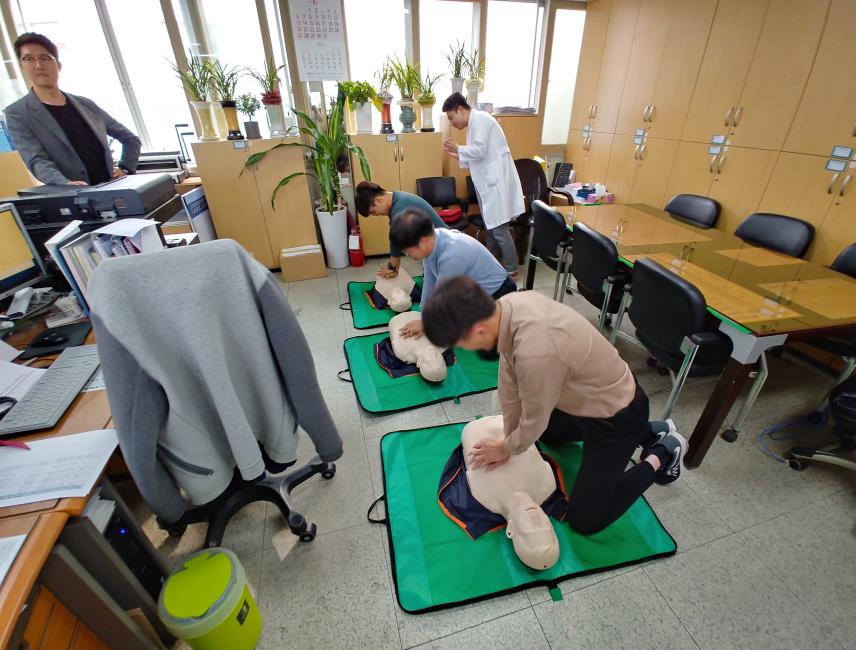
[788,375,856,473]
[514,159,575,265]
[664,194,720,229]
[415,176,469,229]
[528,200,572,301]
[734,213,815,258]
[568,222,629,333]
[611,258,734,418]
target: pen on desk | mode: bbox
[0,440,30,450]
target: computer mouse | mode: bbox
[31,330,69,347]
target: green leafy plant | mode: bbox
[388,56,420,100]
[171,50,212,102]
[375,61,393,92]
[248,59,286,104]
[209,59,242,101]
[243,96,372,213]
[444,40,468,78]
[465,49,485,81]
[236,94,261,120]
[339,80,377,105]
[417,71,443,104]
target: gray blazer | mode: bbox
[5,90,141,185]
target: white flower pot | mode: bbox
[265,104,287,136]
[355,102,373,134]
[451,77,465,94]
[316,207,349,268]
[465,79,481,108]
[190,101,220,141]
[419,103,435,132]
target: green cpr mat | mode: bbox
[342,276,424,329]
[370,422,677,614]
[342,332,499,414]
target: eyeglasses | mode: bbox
[20,55,56,65]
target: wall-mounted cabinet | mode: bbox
[565,129,614,185]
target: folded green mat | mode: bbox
[371,422,677,613]
[342,276,424,329]
[342,333,499,414]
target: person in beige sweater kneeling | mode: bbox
[421,276,687,535]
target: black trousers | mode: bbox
[491,275,518,300]
[541,383,656,535]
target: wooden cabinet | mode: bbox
[812,169,856,265]
[755,152,840,228]
[192,138,317,268]
[603,134,678,206]
[645,0,717,140]
[565,129,614,184]
[727,0,829,150]
[349,132,443,256]
[569,0,611,132]
[681,0,770,144]
[590,0,640,134]
[613,0,671,136]
[784,0,856,157]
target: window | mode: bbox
[483,0,545,109]
[343,0,407,132]
[419,0,475,125]
[541,7,585,144]
[11,0,138,135]
[105,0,193,152]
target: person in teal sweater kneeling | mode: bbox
[355,181,448,279]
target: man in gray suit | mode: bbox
[5,32,141,186]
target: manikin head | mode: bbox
[388,287,412,312]
[505,492,560,570]
[442,92,471,131]
[15,33,61,91]
[416,347,447,382]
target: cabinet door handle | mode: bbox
[827,172,841,194]
[642,105,650,122]
[639,144,647,160]
[716,154,727,174]
[724,106,734,127]
[588,104,593,118]
[393,145,398,162]
[592,103,598,119]
[633,144,641,159]
[400,146,405,162]
[649,105,655,122]
[710,155,718,173]
[733,106,744,126]
[840,174,853,197]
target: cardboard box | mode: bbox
[280,245,327,282]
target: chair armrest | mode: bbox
[605,273,630,286]
[548,188,575,206]
[689,331,723,347]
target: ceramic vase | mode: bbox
[190,101,219,141]
[419,102,435,132]
[451,78,465,94]
[379,90,394,134]
[220,101,244,140]
[399,99,416,134]
[244,121,261,139]
[465,79,481,108]
[316,207,349,268]
[265,104,287,136]
[355,102,373,134]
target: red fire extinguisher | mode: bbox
[348,226,365,267]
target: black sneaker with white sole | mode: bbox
[652,429,688,486]
[640,419,678,459]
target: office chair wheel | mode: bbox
[720,428,739,443]
[321,464,336,480]
[787,456,808,471]
[646,357,658,367]
[299,524,317,543]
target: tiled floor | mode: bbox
[127,258,855,650]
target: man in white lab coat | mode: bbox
[442,93,525,275]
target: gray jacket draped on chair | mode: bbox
[89,239,343,522]
[5,90,141,185]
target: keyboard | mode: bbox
[0,345,100,436]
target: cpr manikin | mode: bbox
[375,267,416,312]
[389,312,448,382]
[462,416,560,570]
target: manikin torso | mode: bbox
[375,267,415,312]
[389,312,447,382]
[461,415,560,570]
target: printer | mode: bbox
[4,172,179,257]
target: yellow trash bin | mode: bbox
[158,547,262,650]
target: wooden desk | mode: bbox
[553,203,856,467]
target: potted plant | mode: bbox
[236,93,261,139]
[210,59,243,140]
[340,80,376,134]
[375,61,394,134]
[445,40,467,95]
[416,72,442,132]
[171,51,218,141]
[465,49,485,107]
[243,97,372,269]
[388,56,420,133]
[249,59,288,136]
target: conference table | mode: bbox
[546,202,856,467]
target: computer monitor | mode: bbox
[0,202,47,301]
